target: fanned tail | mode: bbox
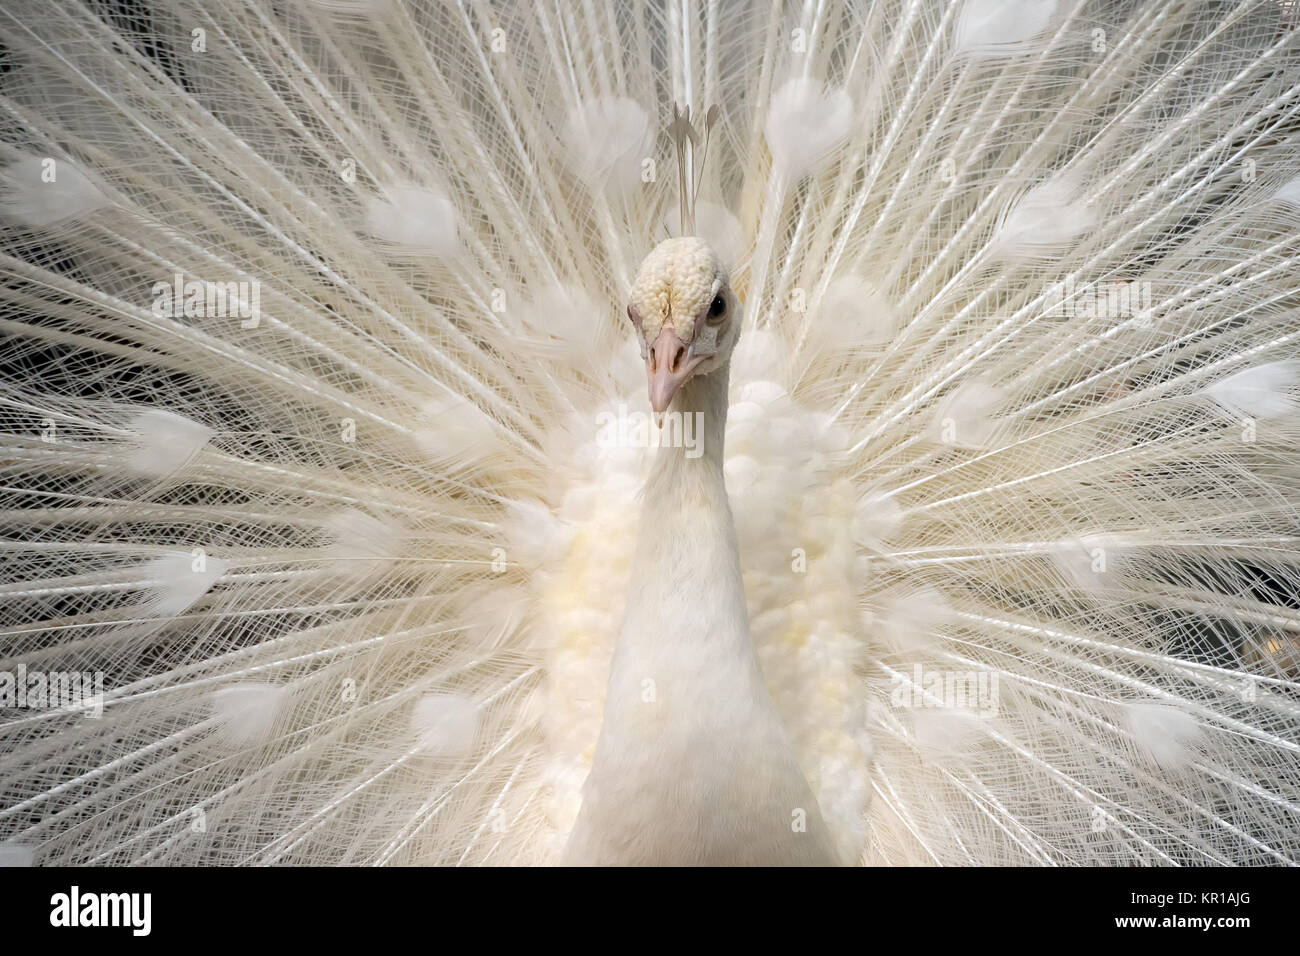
[0,0,1298,865]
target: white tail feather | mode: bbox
[1,154,106,227]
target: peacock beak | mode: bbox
[646,326,706,415]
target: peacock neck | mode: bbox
[630,361,746,652]
[643,364,730,497]
[569,361,840,864]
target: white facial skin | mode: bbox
[626,237,741,413]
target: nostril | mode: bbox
[649,347,657,372]
[670,345,685,373]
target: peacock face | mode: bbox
[627,236,741,413]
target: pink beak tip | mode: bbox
[645,326,702,416]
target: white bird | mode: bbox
[0,0,1298,868]
[566,238,838,864]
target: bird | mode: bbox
[565,237,838,864]
[0,0,1299,867]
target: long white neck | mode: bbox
[631,365,749,669]
[565,364,839,865]
[645,363,731,484]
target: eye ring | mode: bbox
[706,293,727,325]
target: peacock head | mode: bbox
[627,236,740,413]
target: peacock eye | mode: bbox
[706,294,727,325]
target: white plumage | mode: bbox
[954,0,1063,57]
[0,0,1298,867]
[364,184,460,257]
[121,408,215,479]
[209,683,291,749]
[0,155,105,227]
[138,551,228,618]
[764,79,856,179]
[1207,361,1299,420]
